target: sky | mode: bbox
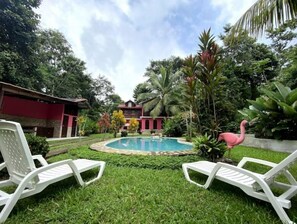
[36,0,257,101]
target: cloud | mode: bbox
[36,0,256,101]
[210,0,257,24]
[37,0,191,101]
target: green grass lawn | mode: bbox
[4,140,297,223]
[47,133,114,151]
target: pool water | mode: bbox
[105,137,192,152]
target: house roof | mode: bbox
[0,82,90,109]
[118,100,142,109]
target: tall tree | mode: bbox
[233,0,297,36]
[144,56,183,77]
[266,20,297,89]
[221,25,278,101]
[37,29,77,96]
[266,19,297,68]
[0,0,42,89]
[91,74,114,101]
[133,83,150,104]
[36,29,99,100]
[104,94,123,115]
[86,76,119,121]
[213,25,279,131]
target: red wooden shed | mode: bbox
[0,82,90,138]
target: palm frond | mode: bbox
[149,73,163,91]
[143,97,160,113]
[150,100,163,118]
[233,0,297,37]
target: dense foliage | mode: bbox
[0,0,41,90]
[128,118,139,134]
[83,119,99,136]
[163,115,186,137]
[239,82,297,140]
[98,113,111,133]
[111,110,126,137]
[121,131,128,137]
[0,133,49,163]
[25,134,49,157]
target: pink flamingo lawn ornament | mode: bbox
[218,120,248,158]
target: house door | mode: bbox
[153,120,158,129]
[71,117,77,137]
[145,120,150,130]
[61,115,69,137]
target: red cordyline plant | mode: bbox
[197,29,223,133]
[98,113,110,133]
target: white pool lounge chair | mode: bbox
[0,120,106,223]
[182,151,297,224]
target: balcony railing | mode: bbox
[123,113,141,118]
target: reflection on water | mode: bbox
[106,137,192,152]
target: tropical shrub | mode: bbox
[111,110,126,138]
[0,134,49,165]
[121,131,128,137]
[239,82,297,140]
[84,119,99,136]
[193,133,226,162]
[77,115,88,136]
[98,113,110,133]
[128,118,139,134]
[25,134,49,157]
[163,115,186,137]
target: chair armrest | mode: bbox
[28,159,86,186]
[237,157,278,168]
[32,155,48,166]
[20,159,74,186]
[8,159,80,210]
[0,162,6,171]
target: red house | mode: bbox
[0,82,90,138]
[118,100,165,132]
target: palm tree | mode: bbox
[137,66,181,118]
[233,0,297,36]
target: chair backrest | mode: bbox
[0,120,38,186]
[264,149,297,181]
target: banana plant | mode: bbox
[239,82,297,140]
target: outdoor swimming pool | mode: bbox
[105,137,193,152]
